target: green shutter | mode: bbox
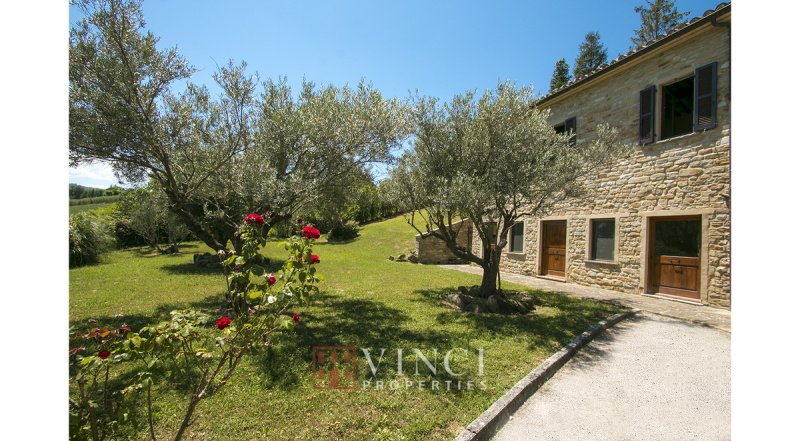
[694,62,718,131]
[565,117,577,146]
[639,86,656,145]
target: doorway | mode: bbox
[647,216,702,300]
[540,220,567,278]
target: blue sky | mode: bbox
[69,0,723,188]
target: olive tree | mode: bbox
[70,0,407,252]
[386,82,630,298]
[118,185,190,253]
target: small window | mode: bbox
[509,222,524,252]
[590,219,615,261]
[554,117,577,146]
[640,62,718,144]
[485,222,498,245]
[661,77,694,139]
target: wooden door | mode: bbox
[647,217,701,300]
[541,220,567,278]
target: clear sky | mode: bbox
[69,0,724,188]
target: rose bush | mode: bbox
[302,225,321,240]
[215,316,231,330]
[245,213,264,225]
[69,214,323,441]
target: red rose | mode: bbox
[302,225,321,240]
[245,213,264,225]
[293,313,300,323]
[98,350,111,359]
[310,254,320,264]
[267,274,277,286]
[216,316,232,330]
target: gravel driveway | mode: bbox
[493,313,730,441]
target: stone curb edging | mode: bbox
[453,308,640,441]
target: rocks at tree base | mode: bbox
[388,251,419,264]
[486,295,504,313]
[471,303,488,314]
[446,293,467,309]
[444,287,535,315]
[193,253,222,268]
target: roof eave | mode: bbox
[535,3,731,108]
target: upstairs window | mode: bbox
[639,62,718,144]
[661,77,694,139]
[554,117,577,146]
[508,222,525,253]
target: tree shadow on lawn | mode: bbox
[159,258,287,275]
[129,244,199,258]
[69,293,226,343]
[254,292,457,389]
[69,293,228,385]
[413,288,624,352]
[317,236,360,246]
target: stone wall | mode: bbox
[417,219,473,264]
[471,23,731,308]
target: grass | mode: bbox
[69,202,117,214]
[70,215,623,440]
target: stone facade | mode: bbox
[416,219,473,264]
[471,16,731,308]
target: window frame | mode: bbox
[659,75,695,140]
[507,221,525,254]
[585,216,620,264]
[554,116,577,146]
[640,61,719,144]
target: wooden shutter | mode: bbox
[639,86,656,145]
[694,62,718,131]
[565,117,577,146]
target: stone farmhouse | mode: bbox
[419,3,731,308]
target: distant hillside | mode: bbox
[69,195,123,206]
[69,183,124,199]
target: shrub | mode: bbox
[69,213,114,267]
[115,187,191,252]
[69,214,323,440]
[327,220,360,242]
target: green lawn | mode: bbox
[70,215,622,440]
[69,201,116,214]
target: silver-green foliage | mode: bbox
[386,82,630,295]
[69,212,115,267]
[70,0,409,252]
